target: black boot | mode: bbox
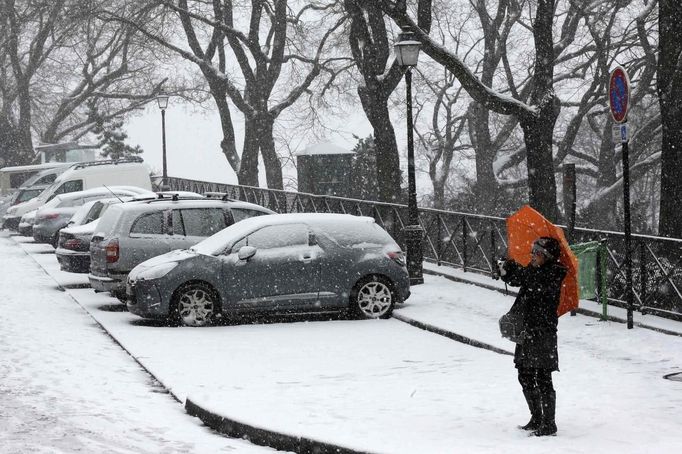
[518,389,541,431]
[532,389,557,436]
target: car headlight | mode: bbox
[135,262,178,280]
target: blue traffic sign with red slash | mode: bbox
[609,67,630,124]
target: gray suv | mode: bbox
[126,213,410,326]
[88,198,274,297]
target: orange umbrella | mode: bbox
[506,205,579,316]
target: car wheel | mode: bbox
[172,282,218,327]
[350,275,395,319]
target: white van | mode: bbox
[0,162,71,196]
[3,159,152,229]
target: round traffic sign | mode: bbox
[609,67,630,123]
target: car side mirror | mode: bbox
[237,245,257,261]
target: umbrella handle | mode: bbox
[504,282,508,296]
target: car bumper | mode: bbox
[126,279,168,319]
[88,272,127,294]
[32,223,57,244]
[17,222,33,236]
[2,216,21,230]
[56,248,90,273]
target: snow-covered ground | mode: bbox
[2,231,682,453]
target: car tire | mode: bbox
[171,282,219,327]
[349,275,395,319]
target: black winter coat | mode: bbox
[501,259,567,371]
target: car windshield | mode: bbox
[69,201,98,225]
[16,188,42,204]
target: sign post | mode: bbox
[609,66,634,329]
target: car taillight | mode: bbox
[64,239,82,250]
[38,212,60,221]
[387,250,406,266]
[105,239,119,263]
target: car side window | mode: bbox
[230,207,269,223]
[244,224,309,250]
[54,179,83,196]
[130,211,164,235]
[171,210,185,236]
[179,208,226,237]
[34,174,57,185]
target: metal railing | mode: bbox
[167,177,682,320]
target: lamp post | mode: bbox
[395,30,424,285]
[156,94,169,190]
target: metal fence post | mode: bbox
[490,228,496,275]
[640,240,647,313]
[462,216,468,272]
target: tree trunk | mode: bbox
[519,104,560,222]
[468,103,501,212]
[258,116,283,190]
[358,86,401,203]
[209,80,241,175]
[657,0,682,238]
[238,117,259,187]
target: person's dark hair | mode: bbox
[534,237,561,261]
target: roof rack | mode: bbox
[203,191,237,202]
[70,157,144,170]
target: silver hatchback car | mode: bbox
[89,198,274,297]
[126,213,410,326]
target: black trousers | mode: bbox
[518,367,556,424]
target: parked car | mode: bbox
[89,198,275,298]
[126,213,410,327]
[56,197,132,273]
[3,158,152,230]
[56,192,203,273]
[32,186,154,246]
[18,210,38,236]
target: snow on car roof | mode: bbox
[192,213,375,256]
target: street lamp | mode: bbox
[395,29,424,285]
[156,94,170,190]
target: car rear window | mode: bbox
[130,211,164,235]
[230,207,269,222]
[321,222,394,248]
[174,208,226,237]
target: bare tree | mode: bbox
[0,0,171,166]
[657,0,682,237]
[113,0,348,189]
[379,0,586,222]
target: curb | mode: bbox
[423,268,682,338]
[185,399,369,454]
[392,313,513,356]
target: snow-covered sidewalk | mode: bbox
[0,233,279,454]
[4,232,682,453]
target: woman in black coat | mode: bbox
[499,236,566,436]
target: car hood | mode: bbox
[128,249,198,280]
[5,197,42,217]
[61,219,99,236]
[20,210,37,223]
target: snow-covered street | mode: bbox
[2,230,682,453]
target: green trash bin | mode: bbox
[570,241,608,320]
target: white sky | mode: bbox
[125,101,375,188]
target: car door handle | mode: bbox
[300,254,313,263]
